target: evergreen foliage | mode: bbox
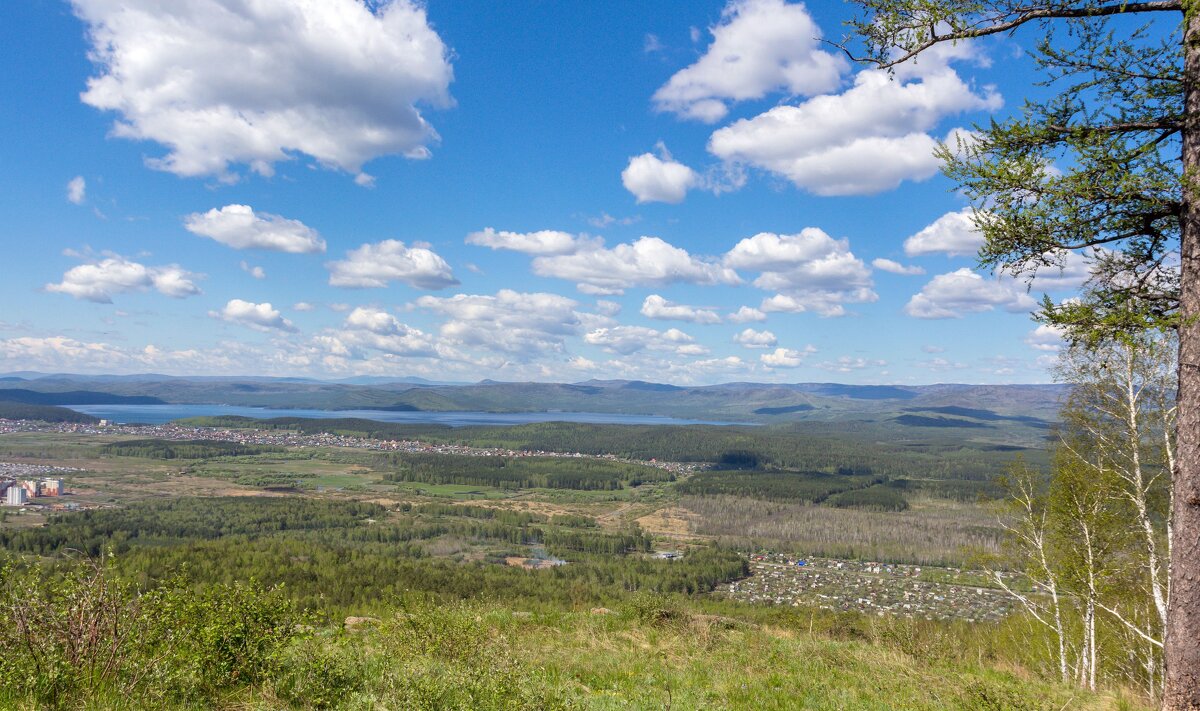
[827,484,910,512]
[677,469,883,503]
[178,416,1029,480]
[0,401,99,423]
[379,453,673,490]
[100,438,284,459]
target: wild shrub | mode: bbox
[0,556,302,707]
[623,590,683,626]
[146,579,299,697]
[958,679,1054,711]
[0,555,149,708]
[274,635,369,709]
[869,616,953,663]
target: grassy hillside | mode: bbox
[0,556,1144,710]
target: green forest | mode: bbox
[0,497,739,611]
[99,438,284,459]
[179,415,1035,480]
[379,453,673,490]
[0,401,98,423]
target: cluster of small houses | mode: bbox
[0,418,698,476]
[720,554,1015,623]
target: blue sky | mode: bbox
[0,0,1097,384]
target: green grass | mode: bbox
[387,481,512,499]
[0,598,1142,710]
[288,602,1147,710]
[308,473,376,488]
[508,615,1082,709]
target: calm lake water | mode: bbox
[64,404,745,427]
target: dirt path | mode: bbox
[596,501,639,528]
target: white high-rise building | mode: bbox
[6,486,27,506]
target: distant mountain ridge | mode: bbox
[0,389,166,406]
[0,374,1067,429]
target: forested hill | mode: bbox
[0,388,165,406]
[0,374,1067,424]
[0,401,99,423]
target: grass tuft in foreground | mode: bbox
[0,557,1147,710]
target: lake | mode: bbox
[64,404,748,427]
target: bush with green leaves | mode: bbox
[141,576,300,697]
[0,556,301,708]
[0,556,149,708]
[623,589,682,626]
[274,636,369,710]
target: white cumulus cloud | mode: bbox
[652,0,845,123]
[622,148,699,204]
[0,336,129,371]
[239,261,266,279]
[211,299,297,332]
[727,306,767,323]
[584,325,699,355]
[47,254,202,303]
[761,346,815,368]
[640,294,722,324]
[323,306,435,357]
[815,356,887,372]
[903,208,984,257]
[1026,324,1066,352]
[872,258,925,276]
[725,229,876,317]
[416,290,581,357]
[328,240,458,290]
[465,228,601,256]
[708,47,1000,196]
[1024,249,1095,292]
[905,268,1037,319]
[733,328,777,348]
[0,336,244,373]
[185,204,325,253]
[71,0,453,182]
[67,176,86,204]
[533,236,739,295]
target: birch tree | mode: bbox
[1058,330,1176,649]
[994,459,1072,683]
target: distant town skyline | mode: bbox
[0,0,1107,384]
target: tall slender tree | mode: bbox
[842,2,1195,705]
[1060,330,1176,622]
